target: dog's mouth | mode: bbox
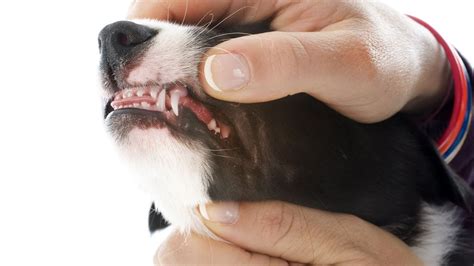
[105,83,231,139]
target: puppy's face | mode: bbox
[98,20,471,237]
[99,20,286,232]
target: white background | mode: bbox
[0,1,472,265]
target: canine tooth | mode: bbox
[215,127,221,133]
[170,90,181,116]
[137,89,145,97]
[157,89,166,112]
[207,119,217,130]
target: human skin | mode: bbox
[128,0,449,264]
[128,0,450,123]
[154,201,423,265]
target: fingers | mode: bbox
[128,0,284,25]
[199,201,424,265]
[200,30,377,104]
[154,228,288,265]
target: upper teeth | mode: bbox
[207,119,217,130]
[157,89,166,112]
[170,91,180,116]
[207,118,221,133]
[150,89,159,99]
[112,86,188,117]
[169,87,188,116]
[109,86,231,139]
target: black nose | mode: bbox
[98,21,157,67]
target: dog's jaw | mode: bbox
[102,19,220,235]
[115,127,213,235]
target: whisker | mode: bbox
[189,15,215,43]
[180,0,189,26]
[203,148,239,152]
[195,10,212,27]
[206,32,252,41]
[166,1,171,21]
[210,153,238,160]
[209,5,255,32]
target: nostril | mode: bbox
[98,21,158,62]
[117,33,129,46]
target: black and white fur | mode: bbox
[98,20,474,265]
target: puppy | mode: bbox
[98,20,474,265]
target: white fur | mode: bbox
[410,203,461,266]
[116,128,213,236]
[126,19,203,86]
[106,19,217,236]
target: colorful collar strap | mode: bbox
[409,16,472,163]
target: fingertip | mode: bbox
[200,33,311,104]
[203,53,250,91]
[127,0,169,20]
[198,202,240,224]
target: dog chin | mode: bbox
[112,127,215,236]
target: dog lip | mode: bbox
[107,83,231,139]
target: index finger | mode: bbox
[127,0,285,25]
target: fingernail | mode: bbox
[199,202,239,224]
[204,54,250,92]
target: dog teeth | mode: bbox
[220,124,231,139]
[157,89,166,112]
[169,87,188,116]
[136,89,145,97]
[170,91,180,116]
[125,90,134,98]
[207,118,223,134]
[133,103,140,107]
[150,88,159,99]
[141,102,150,108]
[207,119,217,130]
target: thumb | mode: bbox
[198,201,423,265]
[200,30,370,104]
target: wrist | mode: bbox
[403,20,451,117]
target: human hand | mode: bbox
[129,0,450,123]
[154,201,423,265]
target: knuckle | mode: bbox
[343,33,382,79]
[256,202,295,245]
[255,202,307,254]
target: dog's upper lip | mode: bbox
[107,84,231,139]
